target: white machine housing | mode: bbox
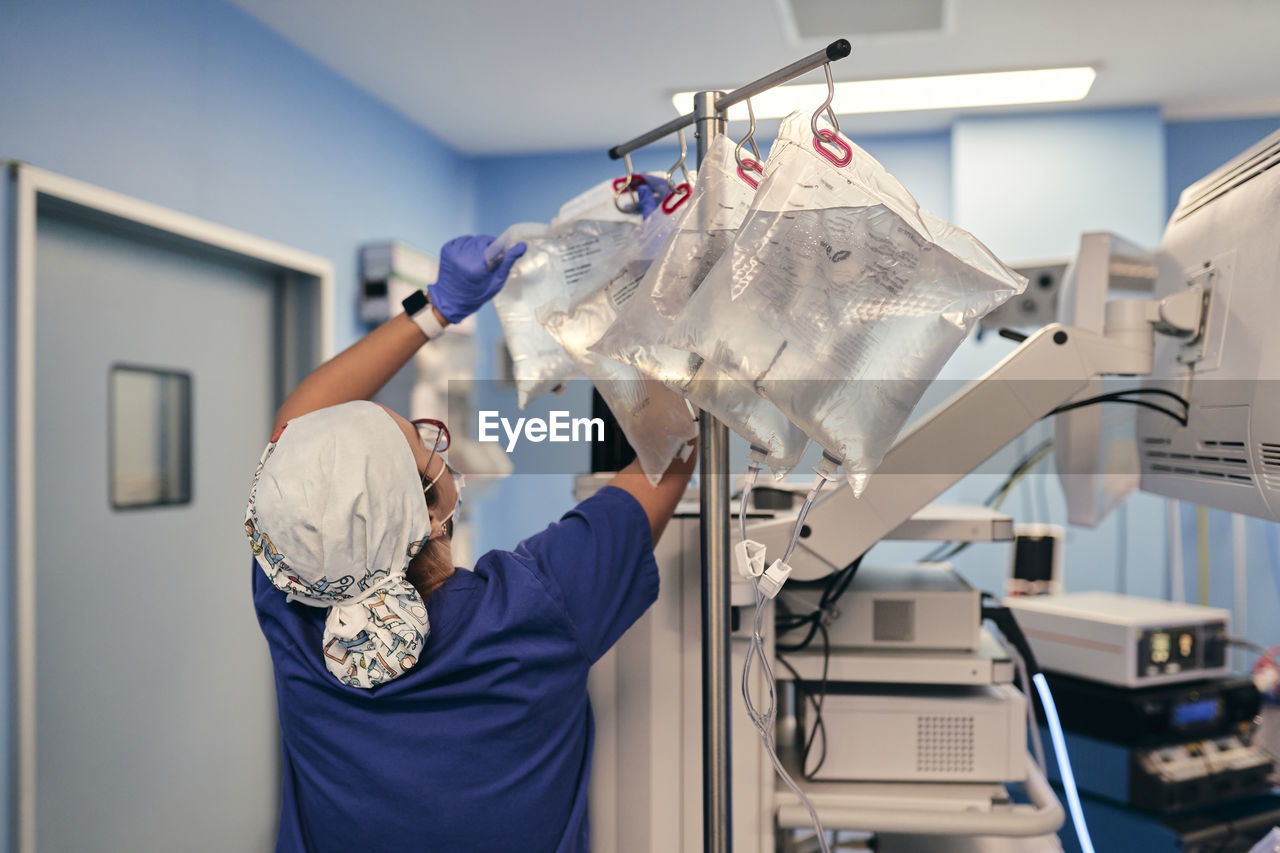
[750,131,1280,579]
[1053,232,1157,527]
[1138,127,1280,521]
[1006,592,1230,688]
[807,684,1027,784]
[790,563,981,652]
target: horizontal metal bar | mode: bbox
[609,110,700,161]
[715,39,850,112]
[607,38,851,160]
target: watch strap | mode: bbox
[401,290,447,341]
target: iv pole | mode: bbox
[608,39,851,853]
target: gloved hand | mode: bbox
[635,182,659,219]
[428,235,527,324]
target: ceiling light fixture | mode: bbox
[673,66,1096,120]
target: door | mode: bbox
[28,198,309,851]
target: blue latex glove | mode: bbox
[635,182,659,219]
[428,235,527,324]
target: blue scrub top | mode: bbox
[253,486,659,853]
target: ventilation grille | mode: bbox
[1262,442,1280,491]
[916,715,974,774]
[874,599,915,642]
[1142,437,1253,484]
[1175,128,1280,221]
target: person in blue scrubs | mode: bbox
[249,224,696,852]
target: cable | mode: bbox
[923,389,1189,565]
[1050,396,1187,425]
[987,440,1055,507]
[1017,435,1034,523]
[982,600,1038,674]
[1009,643,1047,772]
[981,595,1095,853]
[1033,672,1097,853]
[1033,430,1052,523]
[921,540,970,563]
[1227,636,1269,656]
[1044,388,1189,427]
[775,555,863,653]
[921,439,1052,563]
[803,622,832,779]
[1052,387,1189,409]
[774,623,832,781]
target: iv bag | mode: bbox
[662,111,1027,495]
[590,134,808,476]
[492,183,637,408]
[540,186,698,485]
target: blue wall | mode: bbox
[0,0,477,346]
[1,0,478,843]
[934,108,1170,601]
[466,129,957,550]
[465,106,1280,671]
[1166,116,1280,218]
[468,146,685,550]
[5,0,1280,844]
[953,108,1167,262]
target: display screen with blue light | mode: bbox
[1172,697,1221,728]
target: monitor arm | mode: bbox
[749,288,1204,580]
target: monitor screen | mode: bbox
[1171,696,1222,729]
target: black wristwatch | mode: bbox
[401,290,447,341]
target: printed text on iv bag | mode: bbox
[478,411,605,452]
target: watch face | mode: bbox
[402,289,429,315]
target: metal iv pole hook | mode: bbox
[811,63,852,167]
[734,97,764,189]
[662,127,693,214]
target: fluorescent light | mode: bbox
[672,67,1096,121]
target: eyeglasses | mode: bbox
[412,418,462,539]
[412,418,450,454]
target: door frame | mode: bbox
[6,162,334,853]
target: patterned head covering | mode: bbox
[245,401,431,689]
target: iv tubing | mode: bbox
[781,457,840,566]
[743,569,830,853]
[739,456,831,853]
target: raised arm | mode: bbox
[271,235,525,435]
[605,441,697,546]
[273,312,439,434]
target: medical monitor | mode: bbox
[1137,128,1280,521]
